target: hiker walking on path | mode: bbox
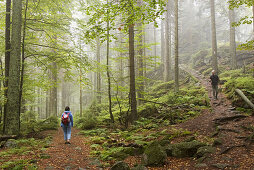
[61,106,73,144]
[210,70,220,100]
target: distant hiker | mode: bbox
[210,70,220,100]
[61,106,73,144]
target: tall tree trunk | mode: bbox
[174,0,179,92]
[154,23,157,69]
[252,5,254,39]
[129,24,137,124]
[80,69,83,117]
[164,1,172,82]
[49,62,58,116]
[137,24,144,105]
[229,9,237,69]
[46,90,49,118]
[19,0,28,129]
[107,0,114,123]
[96,37,101,104]
[3,0,11,133]
[161,19,165,66]
[4,0,22,135]
[0,58,3,123]
[210,0,218,73]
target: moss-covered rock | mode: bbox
[110,161,130,170]
[122,147,144,156]
[4,139,17,148]
[111,151,129,161]
[166,140,206,158]
[142,141,167,166]
[131,164,148,170]
[196,146,216,158]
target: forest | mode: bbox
[0,0,253,169]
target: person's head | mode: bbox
[212,70,215,75]
[65,106,70,111]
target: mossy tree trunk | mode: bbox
[3,0,11,134]
[129,23,137,124]
[4,0,22,135]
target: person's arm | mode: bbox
[70,113,74,127]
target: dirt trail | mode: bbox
[177,65,254,169]
[37,128,100,170]
[177,65,236,135]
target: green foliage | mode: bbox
[20,116,58,136]
[224,76,254,108]
[0,137,52,169]
[76,112,97,130]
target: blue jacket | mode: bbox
[61,111,73,127]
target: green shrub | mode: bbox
[76,113,97,130]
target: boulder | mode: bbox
[196,146,216,158]
[4,139,17,148]
[213,138,223,146]
[131,165,148,170]
[110,161,130,170]
[166,140,206,158]
[122,147,144,156]
[142,142,167,166]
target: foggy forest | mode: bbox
[0,0,254,169]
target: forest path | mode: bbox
[177,65,236,135]
[37,128,100,170]
[177,65,254,168]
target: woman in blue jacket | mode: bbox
[61,106,73,144]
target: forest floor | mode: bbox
[1,66,253,169]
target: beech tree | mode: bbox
[4,0,22,135]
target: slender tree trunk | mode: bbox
[129,23,137,124]
[154,23,157,69]
[4,0,22,135]
[3,0,11,133]
[0,59,3,123]
[80,69,83,117]
[96,37,101,104]
[137,24,144,105]
[164,1,172,82]
[161,19,165,66]
[252,5,254,39]
[107,0,114,123]
[229,9,237,69]
[210,0,218,73]
[46,90,49,118]
[174,0,179,92]
[119,33,124,99]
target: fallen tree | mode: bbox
[235,89,254,111]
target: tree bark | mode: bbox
[235,89,254,110]
[137,24,144,105]
[210,0,218,73]
[154,22,157,69]
[129,24,137,124]
[164,0,172,82]
[4,0,22,135]
[96,37,101,104]
[19,0,29,129]
[161,19,165,65]
[229,9,237,69]
[107,0,114,123]
[174,0,179,92]
[3,0,11,134]
[80,69,83,117]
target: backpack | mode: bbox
[62,112,70,125]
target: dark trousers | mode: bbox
[212,84,218,99]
